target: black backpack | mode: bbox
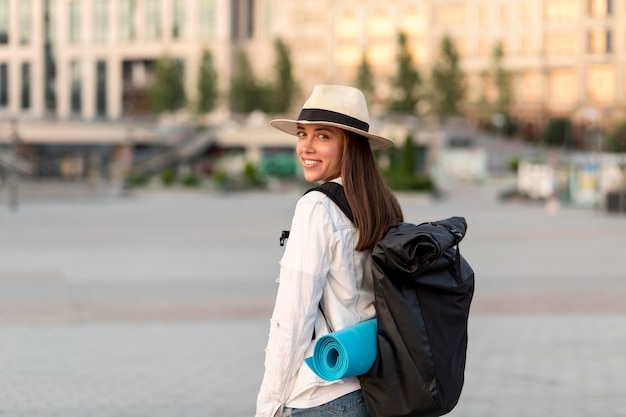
[306,182,475,417]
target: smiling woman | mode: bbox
[256,85,403,417]
[295,124,345,183]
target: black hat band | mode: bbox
[298,108,369,132]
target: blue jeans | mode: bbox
[283,390,368,417]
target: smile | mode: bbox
[302,159,321,167]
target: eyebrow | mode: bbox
[297,125,334,133]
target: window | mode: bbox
[521,3,534,22]
[145,0,161,40]
[588,28,611,54]
[521,71,542,102]
[435,3,466,25]
[590,0,612,17]
[586,64,615,103]
[96,60,107,117]
[172,0,186,39]
[368,9,393,40]
[399,7,425,36]
[120,0,135,41]
[199,0,216,39]
[19,1,32,45]
[70,60,81,115]
[477,5,488,24]
[499,3,510,23]
[545,0,579,21]
[94,0,109,43]
[230,0,254,40]
[549,69,577,104]
[246,0,254,38]
[520,36,534,56]
[21,62,31,110]
[0,0,9,44]
[44,0,57,112]
[69,0,81,44]
[544,32,577,56]
[0,63,7,107]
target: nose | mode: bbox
[299,136,314,153]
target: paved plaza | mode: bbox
[0,179,625,417]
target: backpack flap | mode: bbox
[375,218,471,290]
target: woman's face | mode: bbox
[296,124,345,183]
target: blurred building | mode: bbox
[0,0,623,179]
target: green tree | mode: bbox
[355,52,375,102]
[229,49,263,113]
[267,38,298,113]
[607,121,626,152]
[430,35,465,117]
[491,41,513,115]
[388,32,421,113]
[148,55,186,114]
[196,49,218,114]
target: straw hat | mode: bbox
[270,84,394,150]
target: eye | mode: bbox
[296,131,306,138]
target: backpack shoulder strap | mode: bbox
[279,182,354,247]
[305,182,354,223]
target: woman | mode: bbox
[256,85,403,417]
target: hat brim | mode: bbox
[270,119,395,150]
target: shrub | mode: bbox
[182,173,200,187]
[160,167,176,186]
[243,162,265,188]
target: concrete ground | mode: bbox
[0,179,625,417]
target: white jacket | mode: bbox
[256,179,375,417]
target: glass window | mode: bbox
[500,3,510,23]
[199,0,216,39]
[590,0,612,17]
[94,0,109,43]
[19,0,32,45]
[521,71,541,102]
[246,0,254,38]
[588,28,611,54]
[544,32,577,56]
[96,60,107,117]
[435,3,466,25]
[69,0,81,44]
[0,63,7,107]
[70,60,81,115]
[45,0,57,112]
[521,3,534,22]
[0,0,9,44]
[172,0,186,39]
[367,9,393,40]
[145,0,161,40]
[545,0,579,21]
[338,11,359,40]
[586,64,614,103]
[477,4,487,24]
[399,7,425,36]
[549,69,577,104]
[21,62,31,110]
[120,0,135,41]
[520,36,534,56]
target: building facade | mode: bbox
[0,0,623,178]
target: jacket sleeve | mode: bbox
[256,197,334,417]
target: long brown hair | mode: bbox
[341,131,403,251]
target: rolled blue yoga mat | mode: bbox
[304,319,378,381]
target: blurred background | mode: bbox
[1,2,626,416]
[0,0,624,211]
